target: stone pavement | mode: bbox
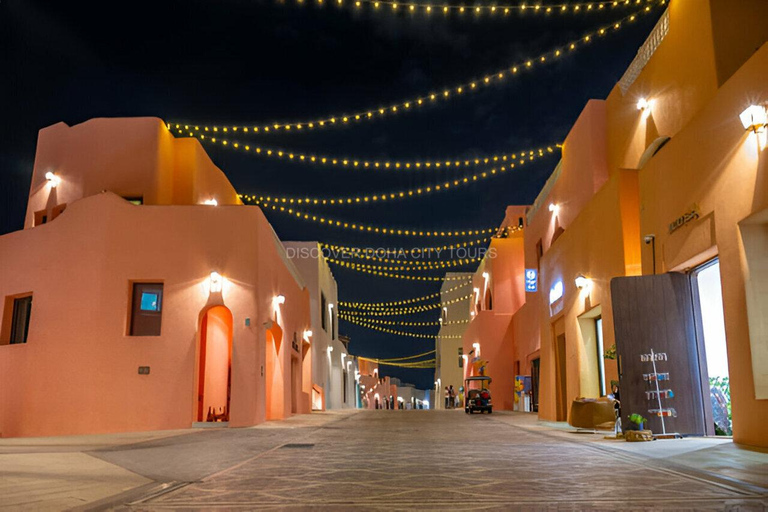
[1,410,766,511]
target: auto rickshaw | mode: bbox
[464,376,493,414]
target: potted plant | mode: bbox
[628,413,648,431]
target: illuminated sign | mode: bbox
[525,269,538,292]
[549,280,564,304]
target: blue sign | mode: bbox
[525,269,538,292]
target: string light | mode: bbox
[339,293,471,315]
[182,132,560,173]
[250,198,499,237]
[330,251,486,269]
[169,5,662,135]
[341,280,470,308]
[342,315,463,339]
[286,0,655,20]
[330,259,476,281]
[239,147,555,206]
[321,237,494,259]
[360,349,436,362]
[341,314,469,327]
[328,257,480,273]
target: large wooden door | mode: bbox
[611,273,707,436]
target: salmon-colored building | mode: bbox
[0,118,314,438]
[464,0,768,448]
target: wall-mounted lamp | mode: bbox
[45,171,61,188]
[548,203,560,215]
[740,104,767,133]
[304,329,313,339]
[327,346,334,354]
[203,198,218,206]
[209,272,223,293]
[574,274,593,292]
[482,272,489,280]
[471,310,476,317]
[636,97,654,111]
[273,295,286,307]
[472,342,481,357]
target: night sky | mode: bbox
[1,0,663,389]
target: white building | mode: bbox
[434,272,472,409]
[284,242,357,410]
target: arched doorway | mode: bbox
[265,322,284,420]
[197,306,233,422]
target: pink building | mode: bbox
[0,118,313,438]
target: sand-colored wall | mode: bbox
[637,42,768,447]
[435,272,472,409]
[0,193,311,437]
[25,118,241,230]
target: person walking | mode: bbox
[444,386,450,409]
[448,385,455,409]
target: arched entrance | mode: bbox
[197,306,233,422]
[265,322,283,420]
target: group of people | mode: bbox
[444,385,463,409]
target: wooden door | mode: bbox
[611,273,707,435]
[555,334,568,421]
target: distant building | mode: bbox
[433,273,472,409]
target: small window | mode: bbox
[321,293,327,332]
[34,210,48,226]
[6,295,33,344]
[130,283,163,336]
[535,239,543,271]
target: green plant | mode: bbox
[629,413,647,426]
[709,376,732,421]
[604,344,617,360]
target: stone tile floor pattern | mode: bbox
[116,411,767,511]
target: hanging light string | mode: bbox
[177,129,559,172]
[339,293,472,315]
[329,257,478,273]
[169,3,663,135]
[342,314,469,327]
[374,359,436,368]
[252,198,499,237]
[281,0,658,21]
[330,253,483,269]
[360,349,436,362]
[238,148,556,207]
[341,280,470,308]
[321,237,493,259]
[341,314,463,339]
[330,259,474,281]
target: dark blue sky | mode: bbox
[0,0,663,389]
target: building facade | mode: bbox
[284,242,357,410]
[434,272,472,409]
[0,118,314,437]
[464,0,768,448]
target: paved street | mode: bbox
[2,410,767,511]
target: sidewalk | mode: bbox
[0,411,355,511]
[491,411,768,491]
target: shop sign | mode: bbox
[669,205,699,234]
[525,269,538,292]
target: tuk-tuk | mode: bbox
[464,376,493,414]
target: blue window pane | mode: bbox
[140,292,160,311]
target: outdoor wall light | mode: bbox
[327,346,333,354]
[740,104,767,133]
[209,272,223,293]
[574,274,593,291]
[273,294,286,306]
[482,272,489,279]
[548,203,560,215]
[636,97,654,111]
[473,342,481,356]
[304,329,313,339]
[44,171,61,187]
[203,198,218,206]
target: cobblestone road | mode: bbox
[106,410,768,511]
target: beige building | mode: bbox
[434,272,472,409]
